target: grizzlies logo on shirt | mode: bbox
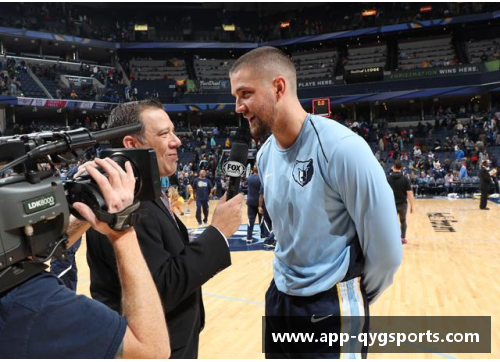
[292,159,314,187]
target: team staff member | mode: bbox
[246,165,263,243]
[479,160,493,210]
[192,169,213,227]
[230,47,402,358]
[86,100,243,359]
[387,160,415,244]
[0,158,170,358]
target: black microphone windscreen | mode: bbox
[225,143,249,200]
[229,143,249,165]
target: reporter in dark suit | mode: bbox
[86,100,243,358]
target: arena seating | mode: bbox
[194,58,235,81]
[344,44,386,71]
[291,50,337,81]
[467,37,500,63]
[398,36,457,70]
[16,72,46,98]
[130,58,188,81]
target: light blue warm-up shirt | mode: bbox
[257,114,402,302]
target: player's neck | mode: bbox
[273,106,308,150]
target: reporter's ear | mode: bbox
[123,135,138,148]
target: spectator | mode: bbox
[459,160,468,179]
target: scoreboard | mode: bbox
[312,98,331,117]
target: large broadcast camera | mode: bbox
[0,124,160,294]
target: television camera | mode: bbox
[0,124,160,294]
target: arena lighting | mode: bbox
[280,21,290,28]
[134,24,148,31]
[222,24,236,31]
[362,9,377,17]
[420,5,433,13]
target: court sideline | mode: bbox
[74,198,499,358]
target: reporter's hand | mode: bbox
[211,192,243,238]
[72,158,136,241]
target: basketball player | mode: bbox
[230,47,402,358]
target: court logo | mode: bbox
[427,212,457,232]
[292,159,314,187]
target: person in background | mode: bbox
[387,160,416,244]
[168,186,185,216]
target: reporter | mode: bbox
[0,158,170,358]
[86,100,243,358]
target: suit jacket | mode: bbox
[86,198,231,359]
[479,167,492,190]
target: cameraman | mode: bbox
[0,158,170,358]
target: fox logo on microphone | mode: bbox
[223,161,246,177]
[292,159,314,187]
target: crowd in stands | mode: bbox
[30,61,125,102]
[1,55,128,103]
[0,57,25,96]
[1,3,499,44]
[3,100,500,200]
[339,105,500,196]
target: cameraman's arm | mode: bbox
[73,158,169,359]
[67,215,90,248]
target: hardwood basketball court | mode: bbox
[75,198,499,359]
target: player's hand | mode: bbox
[73,158,136,241]
[410,205,415,214]
[258,206,263,214]
[211,193,243,237]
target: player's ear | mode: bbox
[274,77,286,101]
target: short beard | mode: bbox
[250,101,275,140]
[250,118,272,140]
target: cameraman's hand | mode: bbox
[73,160,97,178]
[211,193,243,238]
[73,158,136,241]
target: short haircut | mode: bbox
[107,99,164,148]
[393,160,403,170]
[229,46,297,93]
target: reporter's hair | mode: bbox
[107,99,164,148]
[229,46,297,93]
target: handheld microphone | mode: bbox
[223,143,249,200]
